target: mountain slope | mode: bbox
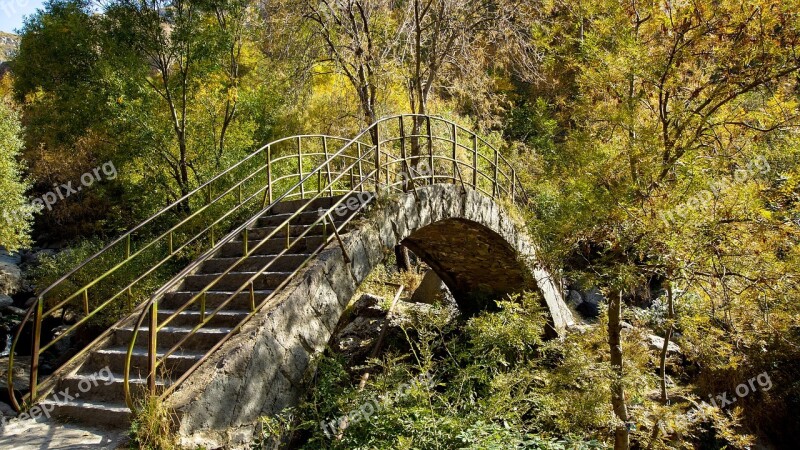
[0,32,19,64]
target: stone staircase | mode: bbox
[37,195,365,428]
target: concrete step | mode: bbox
[199,254,310,274]
[219,235,328,257]
[85,347,204,377]
[268,196,344,215]
[246,223,333,241]
[157,308,249,328]
[114,326,230,351]
[182,271,292,291]
[161,290,273,310]
[39,399,131,428]
[261,192,373,222]
[57,372,167,404]
[257,209,346,227]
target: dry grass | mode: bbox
[129,395,179,450]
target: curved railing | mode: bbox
[6,133,371,410]
[6,114,529,413]
[122,114,529,409]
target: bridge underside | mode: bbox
[170,184,574,447]
[402,218,530,314]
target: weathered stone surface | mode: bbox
[169,184,574,447]
[566,290,583,308]
[410,270,456,307]
[0,261,21,296]
[0,294,13,309]
[647,334,681,355]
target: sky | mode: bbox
[0,0,46,34]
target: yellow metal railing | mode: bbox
[7,114,529,412]
[122,114,529,409]
[6,134,371,411]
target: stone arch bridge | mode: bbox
[6,115,573,447]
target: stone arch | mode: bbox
[346,184,574,326]
[171,184,573,446]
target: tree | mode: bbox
[108,0,205,205]
[522,0,800,446]
[302,0,393,146]
[0,97,36,251]
[11,0,118,240]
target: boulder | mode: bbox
[410,270,457,308]
[566,290,583,308]
[0,294,12,309]
[0,401,15,418]
[350,293,385,318]
[0,305,26,316]
[574,286,605,318]
[647,334,681,355]
[0,262,21,296]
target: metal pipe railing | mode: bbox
[6,134,366,411]
[8,114,530,413]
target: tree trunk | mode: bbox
[609,290,630,450]
[659,281,675,403]
[395,245,411,272]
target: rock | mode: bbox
[583,287,605,306]
[410,270,457,307]
[0,401,15,418]
[1,305,26,316]
[0,294,12,309]
[0,355,30,393]
[566,290,583,308]
[0,248,22,266]
[576,300,599,318]
[647,334,681,355]
[573,286,605,318]
[0,261,21,296]
[567,323,594,334]
[351,293,385,317]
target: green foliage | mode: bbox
[255,293,615,449]
[0,99,35,250]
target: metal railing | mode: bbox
[122,114,529,409]
[7,114,529,412]
[6,133,371,410]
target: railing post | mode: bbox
[125,234,131,260]
[323,136,334,196]
[83,288,90,315]
[451,124,457,185]
[243,229,249,255]
[200,292,206,323]
[472,134,478,189]
[493,150,499,199]
[168,231,174,255]
[374,126,381,194]
[266,145,273,206]
[29,297,43,402]
[399,116,407,191]
[250,281,256,312]
[427,116,434,184]
[148,302,157,395]
[357,142,364,192]
[512,169,517,202]
[298,137,305,199]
